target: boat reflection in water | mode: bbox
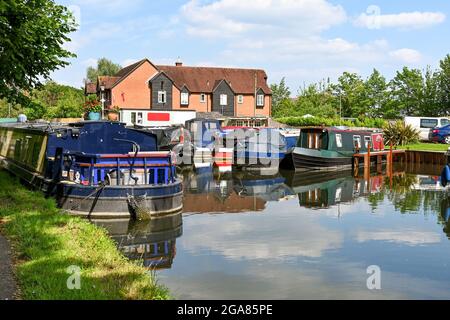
[283,170,385,209]
[92,211,182,270]
[181,168,294,213]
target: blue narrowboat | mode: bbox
[0,121,183,219]
[231,128,287,171]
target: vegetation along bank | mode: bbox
[0,171,169,300]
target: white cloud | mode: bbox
[355,10,446,30]
[180,0,347,38]
[389,48,422,64]
[356,230,441,246]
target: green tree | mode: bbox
[421,66,440,116]
[389,67,424,117]
[270,78,291,117]
[364,69,388,118]
[86,58,122,83]
[333,72,367,118]
[437,54,450,115]
[0,0,77,105]
[29,81,84,119]
[296,83,338,118]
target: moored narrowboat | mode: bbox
[292,127,384,171]
[0,121,183,219]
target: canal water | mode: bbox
[93,164,450,299]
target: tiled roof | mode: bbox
[115,59,147,78]
[85,82,97,94]
[156,65,272,95]
[98,76,121,89]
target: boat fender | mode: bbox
[441,165,450,187]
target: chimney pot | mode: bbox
[176,57,183,67]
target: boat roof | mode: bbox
[301,126,382,134]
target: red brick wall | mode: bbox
[111,61,158,109]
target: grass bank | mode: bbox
[395,143,449,152]
[0,170,169,300]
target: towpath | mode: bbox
[0,233,17,300]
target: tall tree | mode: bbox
[364,69,387,118]
[86,58,122,83]
[333,72,367,118]
[0,0,77,104]
[437,54,450,115]
[389,67,424,117]
[270,78,291,116]
[421,66,440,116]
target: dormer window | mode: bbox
[257,94,264,107]
[181,92,189,105]
[158,91,167,104]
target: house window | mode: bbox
[257,94,264,107]
[181,92,189,105]
[200,93,206,103]
[131,112,136,125]
[220,94,227,106]
[336,134,343,148]
[137,112,143,125]
[238,95,244,104]
[158,91,167,104]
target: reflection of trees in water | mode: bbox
[439,197,450,239]
[365,174,443,215]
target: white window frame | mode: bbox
[257,94,264,107]
[181,92,189,105]
[237,95,244,104]
[220,94,227,106]
[157,91,167,104]
[200,93,206,103]
[336,134,343,148]
[353,135,362,149]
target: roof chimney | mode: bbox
[175,57,183,67]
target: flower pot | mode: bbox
[107,112,119,121]
[88,112,101,121]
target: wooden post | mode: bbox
[364,142,371,180]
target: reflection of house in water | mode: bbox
[281,171,384,209]
[181,169,292,213]
[92,212,182,270]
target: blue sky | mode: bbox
[54,0,450,95]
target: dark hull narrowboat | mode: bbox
[292,127,384,171]
[0,121,183,219]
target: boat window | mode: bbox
[364,136,372,148]
[336,134,343,148]
[353,135,362,149]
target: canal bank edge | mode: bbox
[0,230,17,300]
[0,170,170,300]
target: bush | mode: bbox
[275,116,387,128]
[383,120,420,146]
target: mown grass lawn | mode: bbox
[394,143,449,152]
[0,170,169,300]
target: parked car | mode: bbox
[405,117,450,141]
[430,124,450,144]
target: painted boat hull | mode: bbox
[292,147,353,171]
[1,156,183,219]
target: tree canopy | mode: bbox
[0,0,77,105]
[271,54,450,120]
[86,58,122,83]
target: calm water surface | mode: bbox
[94,165,450,299]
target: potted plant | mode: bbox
[83,98,102,121]
[107,105,120,121]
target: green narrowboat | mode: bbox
[292,127,384,171]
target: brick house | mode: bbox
[85,59,272,118]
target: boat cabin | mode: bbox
[297,127,384,155]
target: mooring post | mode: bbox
[364,142,371,180]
